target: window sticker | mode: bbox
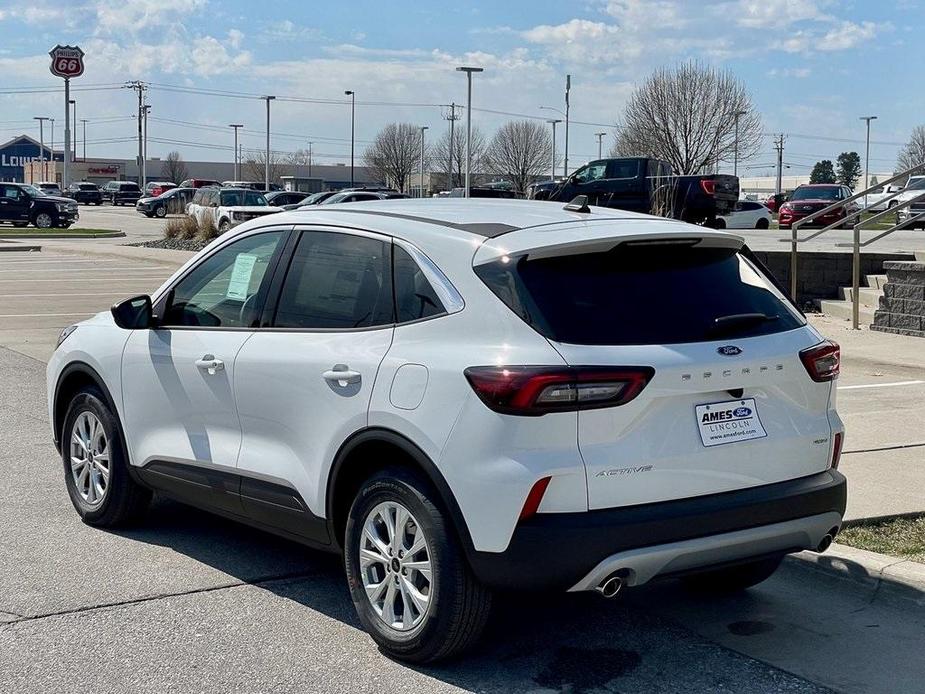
[226,253,258,300]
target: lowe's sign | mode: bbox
[0,135,61,182]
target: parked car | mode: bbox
[135,187,196,218]
[448,187,518,198]
[102,181,143,206]
[717,200,772,229]
[186,187,282,232]
[47,199,846,663]
[0,182,78,228]
[533,157,739,226]
[178,178,222,189]
[320,191,409,204]
[861,184,903,212]
[35,181,62,197]
[896,176,925,229]
[64,182,103,205]
[778,184,859,229]
[265,191,310,207]
[221,181,266,191]
[285,190,338,210]
[764,192,790,214]
[144,181,177,198]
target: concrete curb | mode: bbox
[788,542,925,605]
[36,240,196,265]
[0,241,41,252]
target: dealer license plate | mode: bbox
[695,398,767,448]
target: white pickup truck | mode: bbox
[863,183,905,212]
[186,187,281,233]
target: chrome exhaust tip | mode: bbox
[595,574,624,599]
[816,533,834,554]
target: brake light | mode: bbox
[463,366,654,416]
[800,341,840,382]
[700,179,716,196]
[830,431,844,470]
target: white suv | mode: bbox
[47,199,846,662]
[186,187,281,233]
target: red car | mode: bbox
[778,184,858,229]
[765,192,789,213]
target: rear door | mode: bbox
[473,227,835,510]
[0,185,29,222]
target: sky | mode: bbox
[0,0,919,177]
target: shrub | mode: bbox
[196,209,220,242]
[163,215,200,240]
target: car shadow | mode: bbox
[106,496,836,693]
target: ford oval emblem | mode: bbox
[717,345,743,356]
[733,406,752,417]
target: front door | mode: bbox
[0,185,29,222]
[234,228,395,538]
[120,229,287,510]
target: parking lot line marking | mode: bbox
[0,277,172,283]
[0,312,93,318]
[838,380,924,390]
[0,267,173,273]
[0,292,136,297]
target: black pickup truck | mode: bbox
[0,182,79,228]
[530,157,738,226]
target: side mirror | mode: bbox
[111,294,153,330]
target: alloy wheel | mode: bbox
[360,501,433,631]
[35,213,53,228]
[69,411,110,507]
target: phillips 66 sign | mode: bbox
[49,45,85,78]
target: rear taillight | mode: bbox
[700,179,716,196]
[519,476,552,521]
[463,366,654,416]
[799,340,840,382]
[830,431,844,469]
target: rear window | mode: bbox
[120,183,140,191]
[475,244,804,345]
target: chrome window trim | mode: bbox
[393,237,465,315]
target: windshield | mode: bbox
[23,185,44,196]
[906,178,925,191]
[220,190,267,206]
[791,187,839,201]
[79,184,96,190]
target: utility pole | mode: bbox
[774,134,786,195]
[307,141,313,178]
[733,110,746,177]
[547,119,561,181]
[125,81,147,184]
[443,103,460,190]
[456,66,483,197]
[860,116,877,207]
[70,100,77,163]
[80,119,87,161]
[228,124,243,180]
[142,104,150,185]
[419,126,428,198]
[595,132,606,159]
[33,117,50,181]
[262,96,275,191]
[50,119,55,170]
[564,74,571,176]
[344,90,355,187]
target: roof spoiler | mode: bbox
[563,195,591,213]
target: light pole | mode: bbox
[344,90,355,187]
[50,119,55,168]
[456,66,483,198]
[307,141,313,178]
[69,99,77,164]
[80,119,88,161]
[733,109,747,177]
[860,116,877,207]
[595,132,606,159]
[546,119,561,181]
[419,126,429,198]
[564,74,571,176]
[142,104,150,185]
[228,124,243,180]
[33,117,50,181]
[262,96,275,191]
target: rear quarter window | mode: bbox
[475,243,804,345]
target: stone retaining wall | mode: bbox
[871,261,925,337]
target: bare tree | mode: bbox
[611,62,762,175]
[484,120,552,193]
[243,149,287,183]
[161,151,188,184]
[897,125,925,175]
[363,123,424,192]
[433,125,486,189]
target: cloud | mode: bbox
[258,20,324,42]
[227,29,244,49]
[780,19,883,52]
[767,67,812,77]
[731,0,832,29]
[94,0,207,34]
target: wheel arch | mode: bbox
[53,361,120,451]
[325,427,475,556]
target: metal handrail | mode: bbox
[782,163,925,329]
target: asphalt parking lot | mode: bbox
[1,243,924,693]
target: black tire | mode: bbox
[154,205,167,218]
[31,211,56,229]
[218,218,231,233]
[713,218,726,229]
[61,387,151,527]
[755,217,770,229]
[344,469,492,663]
[682,555,784,593]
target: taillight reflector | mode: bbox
[799,340,840,382]
[700,179,716,195]
[519,476,552,522]
[464,366,654,416]
[831,431,844,469]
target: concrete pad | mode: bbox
[839,446,925,520]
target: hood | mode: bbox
[137,196,157,204]
[37,194,76,205]
[786,198,839,206]
[228,206,282,212]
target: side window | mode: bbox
[192,190,204,205]
[573,162,607,184]
[161,231,284,328]
[394,245,445,323]
[274,231,393,329]
[1,185,21,200]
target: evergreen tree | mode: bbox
[810,160,836,184]
[836,151,862,189]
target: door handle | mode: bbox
[195,354,224,375]
[322,365,361,386]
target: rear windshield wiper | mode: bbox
[708,313,779,336]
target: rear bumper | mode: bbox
[467,470,846,591]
